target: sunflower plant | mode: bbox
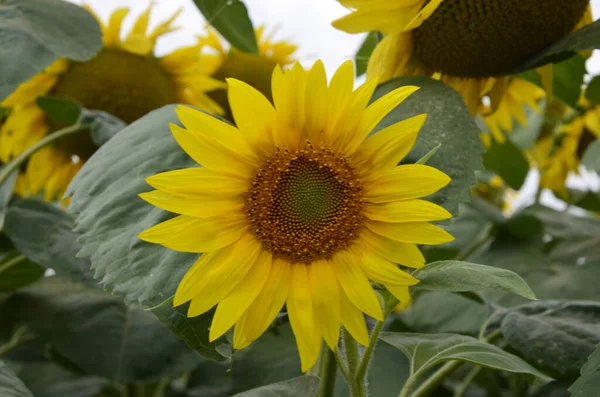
[2,1,600,397]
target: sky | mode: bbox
[65,0,600,210]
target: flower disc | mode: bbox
[51,50,177,123]
[413,0,589,78]
[246,144,363,263]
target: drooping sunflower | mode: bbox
[0,4,226,201]
[333,0,592,114]
[139,61,454,371]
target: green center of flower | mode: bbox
[245,144,364,263]
[413,0,589,78]
[51,49,177,124]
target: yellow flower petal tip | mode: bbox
[140,60,454,370]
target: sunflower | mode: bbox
[199,25,298,116]
[333,0,592,115]
[534,102,600,195]
[138,61,454,371]
[0,4,226,202]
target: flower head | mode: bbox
[139,61,453,371]
[333,0,591,114]
[0,4,226,201]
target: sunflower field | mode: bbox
[2,0,600,396]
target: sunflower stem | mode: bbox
[0,123,86,188]
[316,344,337,397]
[343,328,364,397]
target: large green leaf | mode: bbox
[379,332,552,383]
[36,96,81,125]
[413,260,536,300]
[489,300,600,379]
[355,32,378,77]
[482,137,530,190]
[585,76,600,105]
[371,77,483,215]
[569,343,600,397]
[15,362,107,397]
[0,361,32,397]
[514,19,600,71]
[192,0,258,53]
[551,54,586,109]
[6,277,201,383]
[232,376,320,397]
[0,251,43,291]
[66,106,223,361]
[0,0,102,102]
[4,199,95,286]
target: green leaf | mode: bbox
[66,106,223,361]
[371,77,483,215]
[585,76,600,105]
[379,332,552,383]
[522,205,600,240]
[6,277,201,383]
[510,106,545,150]
[36,96,81,125]
[582,139,600,173]
[413,260,536,300]
[0,362,32,397]
[232,376,320,397]
[0,0,102,102]
[4,199,96,286]
[514,19,600,71]
[355,32,378,76]
[15,362,107,397]
[568,189,600,212]
[552,54,586,108]
[490,301,600,379]
[569,343,600,396]
[80,110,126,146]
[192,0,258,53]
[0,252,44,291]
[482,137,530,189]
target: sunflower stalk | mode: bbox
[0,123,87,189]
[316,344,338,397]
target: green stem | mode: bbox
[0,123,85,188]
[453,366,481,397]
[152,378,170,397]
[343,328,364,397]
[0,254,27,277]
[334,347,350,382]
[0,325,32,356]
[317,346,337,397]
[455,223,494,261]
[399,328,504,397]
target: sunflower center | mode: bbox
[51,49,177,123]
[413,0,589,78]
[245,144,364,264]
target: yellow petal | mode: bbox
[309,260,341,350]
[366,220,454,245]
[169,123,253,179]
[226,78,277,155]
[185,235,262,317]
[363,164,451,202]
[104,7,129,48]
[146,168,248,197]
[353,114,426,173]
[271,64,305,149]
[209,250,272,341]
[323,60,355,146]
[364,200,452,223]
[138,214,247,253]
[404,0,443,31]
[537,64,554,100]
[288,264,321,372]
[387,285,412,310]
[234,258,291,347]
[305,60,328,143]
[367,33,414,83]
[358,229,425,268]
[138,190,244,218]
[331,251,383,321]
[332,0,423,35]
[339,288,369,346]
[354,86,420,145]
[350,245,419,286]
